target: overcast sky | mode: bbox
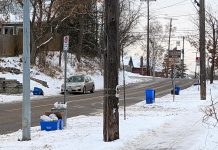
[127,0,218,73]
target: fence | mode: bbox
[0,34,18,57]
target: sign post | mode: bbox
[22,0,31,141]
[196,56,200,66]
[63,35,69,104]
[60,35,69,128]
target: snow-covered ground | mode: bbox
[1,53,218,149]
[1,81,218,149]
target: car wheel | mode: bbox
[90,85,94,93]
[83,87,86,94]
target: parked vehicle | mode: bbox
[61,75,95,94]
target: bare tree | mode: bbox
[97,0,142,68]
[0,0,21,21]
[118,0,142,67]
[141,19,167,74]
[149,20,166,72]
[202,90,218,126]
[205,9,218,84]
[3,0,97,66]
[119,0,142,51]
[187,7,218,83]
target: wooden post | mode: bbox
[199,0,206,100]
[182,36,185,78]
[103,0,120,141]
[166,18,172,78]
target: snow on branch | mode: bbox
[202,89,218,127]
[37,36,54,49]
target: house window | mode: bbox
[3,27,14,35]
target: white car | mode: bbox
[61,75,95,94]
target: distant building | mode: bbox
[130,56,164,77]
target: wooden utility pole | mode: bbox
[182,36,185,78]
[166,18,172,78]
[140,0,156,76]
[103,0,120,142]
[199,0,206,100]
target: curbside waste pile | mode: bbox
[40,112,63,131]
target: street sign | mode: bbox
[196,56,200,66]
[169,50,181,58]
[63,35,69,51]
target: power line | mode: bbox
[152,0,189,12]
[164,14,196,18]
[190,0,199,13]
[153,13,197,19]
[190,0,218,22]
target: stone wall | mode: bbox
[0,78,23,94]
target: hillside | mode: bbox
[0,51,149,103]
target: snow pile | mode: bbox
[54,102,67,109]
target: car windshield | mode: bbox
[68,75,84,82]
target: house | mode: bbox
[0,22,23,57]
[126,56,165,77]
[0,22,62,57]
[0,22,23,35]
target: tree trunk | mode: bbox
[76,15,85,63]
[59,36,63,67]
[30,25,37,65]
[210,24,217,84]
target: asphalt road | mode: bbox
[0,78,195,135]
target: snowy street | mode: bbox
[0,77,194,135]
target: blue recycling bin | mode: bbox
[40,119,61,131]
[145,89,155,104]
[175,86,181,95]
[33,87,43,95]
[171,86,181,95]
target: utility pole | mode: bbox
[140,0,156,76]
[103,0,120,142]
[121,50,126,120]
[166,18,172,78]
[182,36,185,78]
[22,0,31,141]
[193,51,198,79]
[199,0,206,100]
[146,0,150,76]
